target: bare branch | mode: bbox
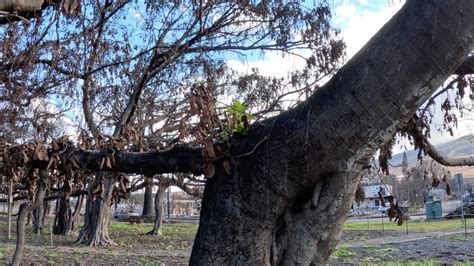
[407,116,474,167]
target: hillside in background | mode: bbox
[389,135,474,180]
[390,135,474,165]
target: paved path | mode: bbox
[343,228,474,248]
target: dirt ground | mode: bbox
[332,230,474,265]
[0,219,473,265]
[0,220,196,265]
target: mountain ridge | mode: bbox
[390,134,474,165]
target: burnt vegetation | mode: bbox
[0,0,474,265]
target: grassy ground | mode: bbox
[331,238,474,266]
[0,217,472,264]
[0,219,197,265]
[109,221,198,250]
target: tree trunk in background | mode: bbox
[146,185,168,236]
[76,173,116,246]
[32,187,47,234]
[190,1,474,264]
[142,177,154,218]
[26,211,32,226]
[68,194,84,235]
[42,201,50,226]
[53,197,72,235]
[11,203,35,266]
[11,170,47,266]
[54,194,84,235]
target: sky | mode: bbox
[331,0,474,152]
[83,1,473,192]
[229,0,474,155]
[42,1,473,156]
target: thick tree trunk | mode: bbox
[142,178,154,218]
[11,170,47,266]
[11,202,34,266]
[76,173,116,246]
[190,1,474,264]
[146,185,168,236]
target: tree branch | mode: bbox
[0,0,58,24]
[55,144,205,176]
[407,115,474,167]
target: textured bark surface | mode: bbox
[68,194,84,235]
[147,185,168,236]
[26,144,204,177]
[11,170,47,266]
[76,174,116,246]
[190,1,474,265]
[11,202,33,266]
[142,178,154,218]
[0,0,46,13]
[67,145,204,176]
[0,0,56,25]
[0,0,80,24]
[41,201,50,226]
[455,55,474,75]
[53,197,72,235]
[32,183,47,234]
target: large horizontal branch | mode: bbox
[0,0,58,24]
[56,144,205,176]
[0,0,82,24]
[0,0,55,13]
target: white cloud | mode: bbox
[228,2,405,78]
[28,98,79,140]
[336,2,404,59]
[332,3,358,27]
[227,51,307,78]
[334,1,474,149]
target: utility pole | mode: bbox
[167,187,171,220]
[406,183,409,235]
[7,179,12,239]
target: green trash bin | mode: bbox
[426,199,442,219]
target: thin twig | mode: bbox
[232,136,268,158]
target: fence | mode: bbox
[345,204,474,237]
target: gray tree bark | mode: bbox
[147,185,168,236]
[0,0,46,13]
[0,0,80,24]
[32,187,47,234]
[53,197,72,235]
[41,200,50,226]
[190,1,474,264]
[68,194,84,235]
[11,170,47,266]
[142,177,154,218]
[76,173,116,246]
